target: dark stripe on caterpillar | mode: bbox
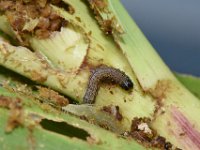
[83,66,134,104]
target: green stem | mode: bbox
[108,0,175,90]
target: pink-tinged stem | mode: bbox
[171,106,200,150]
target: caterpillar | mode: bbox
[83,66,134,104]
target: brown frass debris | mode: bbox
[0,0,70,42]
[87,0,124,35]
[88,0,107,10]
[149,80,172,100]
[37,86,69,107]
[88,0,113,35]
[129,117,179,150]
[0,96,24,132]
[0,95,13,109]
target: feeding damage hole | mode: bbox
[101,105,123,121]
[40,119,90,140]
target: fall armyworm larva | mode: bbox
[83,66,134,104]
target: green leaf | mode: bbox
[176,73,200,99]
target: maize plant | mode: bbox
[0,0,200,150]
